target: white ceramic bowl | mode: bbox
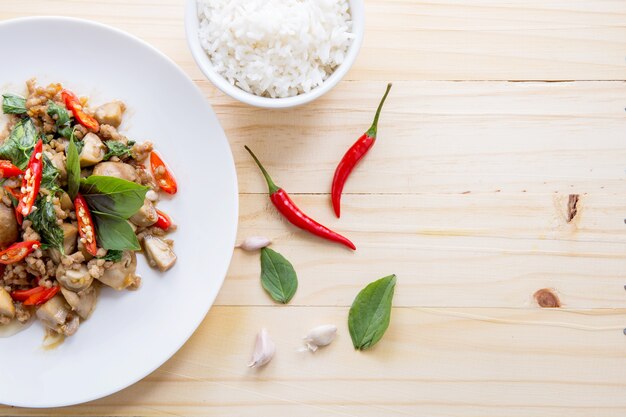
[185,0,365,109]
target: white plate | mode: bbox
[0,17,238,408]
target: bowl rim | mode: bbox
[185,0,365,109]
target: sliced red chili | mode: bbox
[154,208,172,230]
[61,89,99,132]
[3,185,23,225]
[0,160,23,178]
[3,185,21,201]
[0,241,40,265]
[23,286,60,306]
[150,152,177,195]
[10,285,45,302]
[74,193,98,256]
[16,139,43,218]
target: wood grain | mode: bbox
[1,0,626,416]
[220,80,626,195]
[7,306,626,416]
[1,0,625,81]
[221,193,626,308]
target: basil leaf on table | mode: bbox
[260,247,298,304]
[2,93,26,115]
[91,211,140,251]
[27,196,65,254]
[0,118,37,168]
[81,176,148,218]
[103,141,133,161]
[66,138,81,200]
[348,274,396,350]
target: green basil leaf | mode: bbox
[2,93,26,115]
[27,196,64,254]
[40,132,51,145]
[74,137,85,154]
[260,247,298,304]
[81,176,148,218]
[47,101,73,138]
[47,101,70,126]
[66,138,80,200]
[103,141,133,161]
[98,249,123,262]
[58,125,73,139]
[0,118,37,168]
[348,275,396,350]
[40,155,60,194]
[91,211,140,251]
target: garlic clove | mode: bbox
[238,236,271,251]
[248,328,275,368]
[303,324,337,352]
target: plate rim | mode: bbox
[0,15,239,408]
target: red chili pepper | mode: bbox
[0,160,23,178]
[61,89,100,132]
[74,193,98,256]
[23,286,60,306]
[3,185,21,201]
[331,83,392,218]
[0,241,40,265]
[10,285,45,302]
[16,139,43,218]
[244,146,356,250]
[154,208,172,230]
[150,152,177,194]
[3,185,23,225]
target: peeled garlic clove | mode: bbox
[238,236,271,251]
[248,328,275,368]
[303,324,337,352]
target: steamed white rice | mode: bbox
[197,0,354,98]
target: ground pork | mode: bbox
[25,79,62,131]
[132,163,155,187]
[15,304,31,323]
[137,224,177,242]
[2,263,30,287]
[131,140,153,161]
[0,78,177,337]
[99,124,128,143]
[21,220,41,242]
[73,124,88,140]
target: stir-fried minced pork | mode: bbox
[0,79,178,340]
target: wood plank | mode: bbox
[6,306,626,416]
[217,193,626,308]
[215,80,626,195]
[0,1,625,81]
[1,2,625,416]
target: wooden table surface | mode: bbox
[3,1,626,416]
